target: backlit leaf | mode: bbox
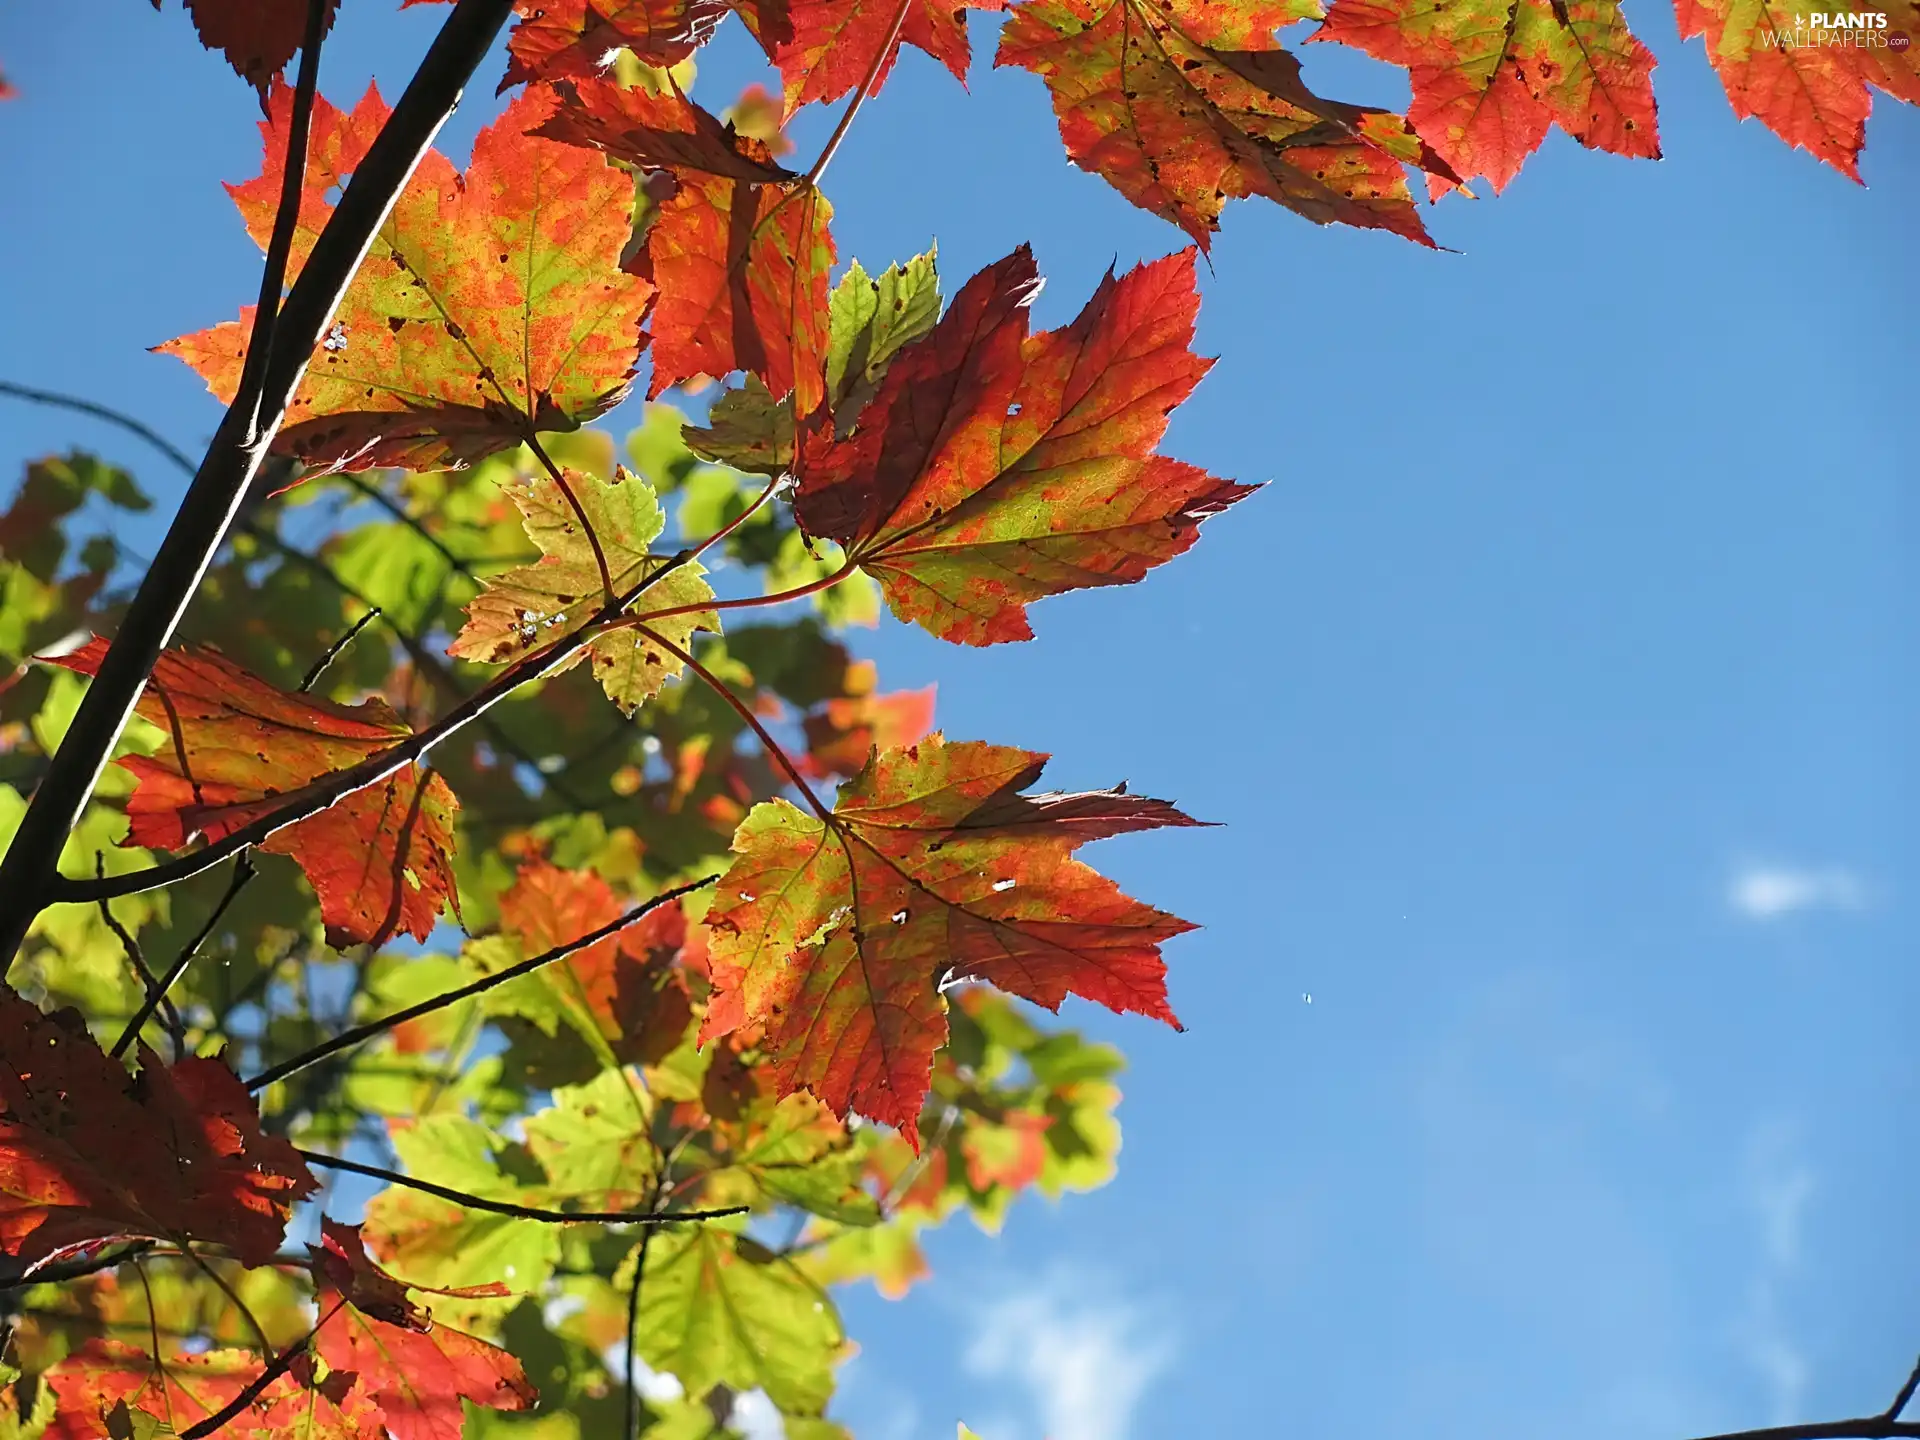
[702,734,1199,1130]
[0,990,315,1270]
[621,1222,844,1414]
[448,466,717,715]
[311,1220,537,1440]
[1673,0,1919,178]
[155,0,339,95]
[1313,0,1660,190]
[159,84,652,471]
[997,0,1459,245]
[771,0,1009,116]
[54,640,459,948]
[792,246,1255,646]
[538,80,836,414]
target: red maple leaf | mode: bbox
[498,861,696,1064]
[0,990,316,1271]
[702,735,1201,1131]
[771,0,1009,116]
[159,83,651,472]
[1312,0,1660,191]
[538,79,836,413]
[792,246,1254,646]
[310,1220,537,1440]
[997,0,1458,245]
[1673,0,1919,179]
[153,0,339,96]
[54,639,460,949]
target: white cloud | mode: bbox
[1727,864,1865,920]
[964,1274,1172,1440]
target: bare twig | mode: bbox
[0,382,198,476]
[299,607,382,692]
[109,855,255,1059]
[176,1303,343,1440]
[803,0,912,188]
[1686,1358,1920,1440]
[297,1150,748,1226]
[95,854,186,1057]
[242,875,717,1091]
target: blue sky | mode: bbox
[1,4,1914,1439]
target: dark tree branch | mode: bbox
[296,1150,749,1226]
[0,0,517,974]
[0,1242,155,1294]
[1686,1358,1920,1440]
[176,1304,341,1440]
[242,874,716,1091]
[625,1178,670,1440]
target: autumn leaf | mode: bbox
[706,1093,881,1222]
[997,0,1460,245]
[801,662,936,778]
[44,1340,264,1440]
[503,0,735,86]
[0,990,315,1269]
[159,83,652,472]
[53,639,459,948]
[621,1220,844,1414]
[245,1366,387,1440]
[538,79,837,413]
[447,465,717,714]
[772,0,1009,116]
[311,1219,537,1440]
[1673,0,1919,178]
[702,734,1200,1130]
[791,246,1254,646]
[469,861,696,1065]
[361,1117,561,1301]
[1312,0,1659,189]
[153,0,339,95]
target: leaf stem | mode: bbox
[108,854,255,1059]
[0,0,518,975]
[525,431,617,603]
[176,1302,343,1440]
[803,0,914,189]
[296,1150,750,1225]
[242,875,716,1091]
[621,557,858,629]
[629,621,833,823]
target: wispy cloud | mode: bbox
[1727,864,1865,921]
[964,1272,1172,1440]
[1738,1119,1817,1423]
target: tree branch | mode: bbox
[296,1150,749,1225]
[0,0,517,974]
[1686,1358,1920,1440]
[243,874,716,1091]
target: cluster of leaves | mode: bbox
[3,0,1906,1434]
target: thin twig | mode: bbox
[629,620,832,823]
[95,854,187,1058]
[803,0,913,188]
[1887,1355,1920,1421]
[176,1303,342,1440]
[109,855,255,1059]
[299,607,381,692]
[0,0,517,974]
[1683,1423,1920,1440]
[624,1176,671,1440]
[297,1150,749,1225]
[51,544,703,908]
[0,382,197,476]
[243,875,717,1091]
